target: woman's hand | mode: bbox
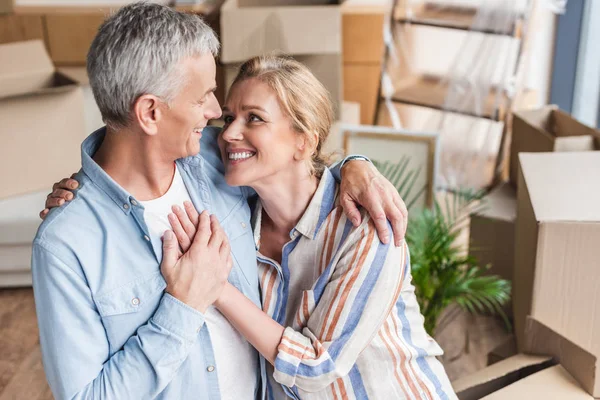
[339,161,408,246]
[40,175,79,220]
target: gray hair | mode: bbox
[87,2,220,130]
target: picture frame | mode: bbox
[342,124,440,209]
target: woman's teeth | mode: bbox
[228,152,256,161]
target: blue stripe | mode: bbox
[349,364,368,399]
[278,357,337,378]
[313,218,354,303]
[313,171,338,238]
[328,238,390,360]
[396,291,450,400]
[275,236,302,324]
[292,233,391,377]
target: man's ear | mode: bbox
[133,94,163,136]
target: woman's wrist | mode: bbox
[214,282,234,310]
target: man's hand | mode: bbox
[161,211,232,313]
[40,175,79,219]
[339,161,408,246]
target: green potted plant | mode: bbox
[373,158,511,335]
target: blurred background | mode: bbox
[0,0,599,398]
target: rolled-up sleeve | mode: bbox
[272,220,404,392]
[32,241,205,400]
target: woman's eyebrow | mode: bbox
[241,105,267,112]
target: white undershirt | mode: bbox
[140,165,257,399]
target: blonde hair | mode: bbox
[230,55,334,177]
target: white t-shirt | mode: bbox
[140,165,257,399]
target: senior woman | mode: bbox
[167,56,457,399]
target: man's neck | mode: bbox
[93,127,176,201]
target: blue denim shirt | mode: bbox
[32,127,348,400]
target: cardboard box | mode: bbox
[0,13,44,44]
[514,152,600,394]
[452,353,554,400]
[487,336,517,366]
[223,54,343,118]
[342,4,385,64]
[220,0,342,64]
[0,191,46,288]
[483,365,594,399]
[469,182,517,282]
[0,0,12,14]
[0,40,85,199]
[525,316,599,398]
[343,64,380,124]
[509,105,600,186]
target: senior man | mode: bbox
[32,3,408,400]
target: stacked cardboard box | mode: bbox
[0,191,47,287]
[509,105,600,187]
[220,0,343,117]
[0,0,12,14]
[341,2,385,125]
[0,40,86,287]
[453,354,594,399]
[512,151,600,397]
[469,182,517,283]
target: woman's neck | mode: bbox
[252,168,319,237]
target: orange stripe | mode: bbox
[323,208,343,273]
[378,321,413,398]
[337,378,349,400]
[330,382,339,400]
[318,230,365,339]
[281,338,316,359]
[302,291,310,324]
[262,269,277,313]
[390,304,434,400]
[318,213,333,274]
[279,344,309,359]
[325,227,375,341]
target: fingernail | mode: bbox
[70,182,77,189]
[164,231,173,240]
[58,199,64,205]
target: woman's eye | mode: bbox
[249,114,262,123]
[223,115,234,124]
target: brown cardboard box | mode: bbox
[341,5,385,64]
[224,54,343,118]
[487,336,517,366]
[343,64,380,125]
[469,182,517,282]
[220,0,342,64]
[452,353,554,400]
[483,365,594,399]
[0,40,85,199]
[525,316,599,398]
[509,105,600,187]
[514,152,600,396]
[0,0,12,14]
[0,13,44,44]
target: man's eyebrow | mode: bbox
[204,86,217,96]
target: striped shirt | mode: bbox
[252,169,456,400]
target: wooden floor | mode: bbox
[0,288,52,400]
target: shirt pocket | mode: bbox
[94,272,166,353]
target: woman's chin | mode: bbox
[224,173,247,187]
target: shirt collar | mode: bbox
[80,127,137,215]
[251,168,338,249]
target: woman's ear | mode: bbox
[133,94,163,136]
[294,133,316,161]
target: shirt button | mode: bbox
[131,298,140,306]
[207,366,215,372]
[123,203,130,210]
[241,222,247,228]
[144,235,150,242]
[131,200,138,206]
